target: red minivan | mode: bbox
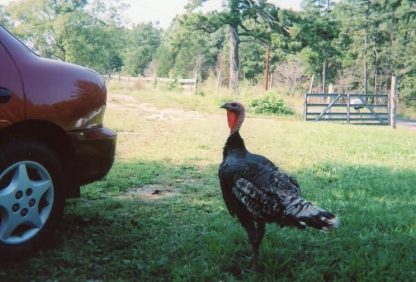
[0,25,116,259]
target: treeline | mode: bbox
[1,0,415,106]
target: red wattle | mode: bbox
[227,111,238,130]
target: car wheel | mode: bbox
[0,138,67,260]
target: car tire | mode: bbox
[0,137,67,260]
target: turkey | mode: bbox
[218,101,339,267]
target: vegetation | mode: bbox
[2,0,416,108]
[184,0,284,91]
[249,91,294,115]
[2,85,415,280]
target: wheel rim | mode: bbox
[0,161,54,245]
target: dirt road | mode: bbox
[397,119,416,130]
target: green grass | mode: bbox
[2,85,416,281]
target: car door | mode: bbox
[0,40,25,129]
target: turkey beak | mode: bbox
[220,103,229,110]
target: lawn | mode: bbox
[2,86,416,281]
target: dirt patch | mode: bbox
[108,94,206,121]
[109,94,138,104]
[117,184,180,201]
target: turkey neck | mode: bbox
[224,109,246,158]
[229,110,245,135]
[223,132,246,159]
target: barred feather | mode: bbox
[232,178,283,220]
[282,196,340,230]
[231,177,339,230]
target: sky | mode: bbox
[125,0,303,28]
[1,0,303,29]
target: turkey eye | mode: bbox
[231,103,237,107]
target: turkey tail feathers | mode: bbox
[283,197,340,231]
[232,178,340,231]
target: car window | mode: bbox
[0,25,39,57]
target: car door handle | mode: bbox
[0,87,12,103]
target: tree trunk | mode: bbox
[364,0,369,94]
[264,46,270,91]
[229,24,239,92]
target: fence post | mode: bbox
[308,75,314,93]
[303,93,307,121]
[216,71,221,95]
[347,93,350,124]
[153,76,157,88]
[390,76,398,129]
[194,71,198,94]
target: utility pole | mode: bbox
[264,24,272,91]
[264,46,270,91]
[388,7,395,77]
[322,60,327,93]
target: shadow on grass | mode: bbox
[1,160,415,281]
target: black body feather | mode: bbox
[219,132,339,235]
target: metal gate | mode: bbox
[303,93,389,125]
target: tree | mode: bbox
[4,0,126,74]
[0,5,11,28]
[154,15,225,79]
[154,44,175,77]
[108,54,123,75]
[186,0,287,92]
[239,40,265,83]
[390,0,416,106]
[274,57,305,94]
[122,23,161,76]
[332,0,416,98]
[296,0,340,92]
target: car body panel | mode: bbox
[22,57,107,130]
[0,25,116,187]
[68,127,117,184]
[0,41,25,128]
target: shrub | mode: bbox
[400,76,416,108]
[195,88,205,96]
[167,79,178,90]
[249,92,294,115]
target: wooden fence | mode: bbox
[105,75,197,90]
